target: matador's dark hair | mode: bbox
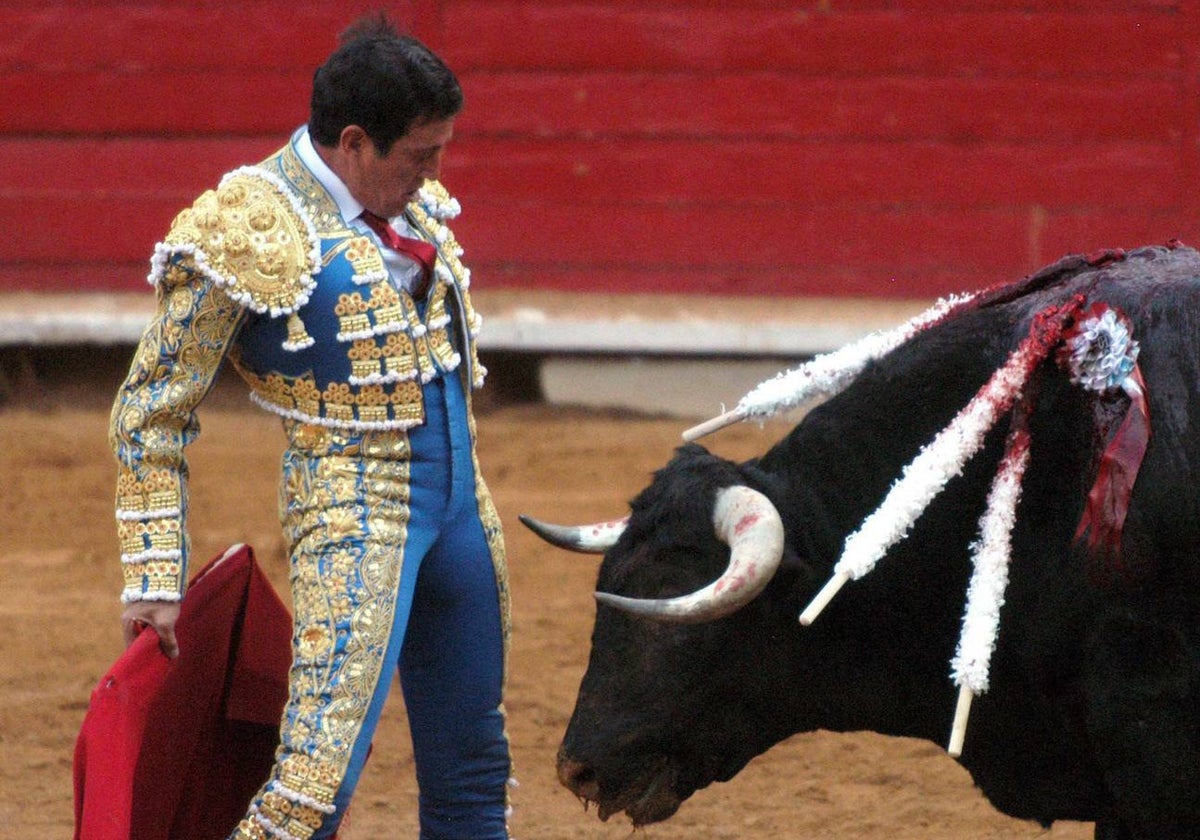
[309,13,463,153]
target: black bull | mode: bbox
[523,244,1200,839]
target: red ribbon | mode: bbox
[1072,363,1151,566]
[359,210,438,293]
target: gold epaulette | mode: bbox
[415,179,461,222]
[150,167,322,316]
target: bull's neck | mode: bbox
[759,411,989,742]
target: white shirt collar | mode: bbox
[293,127,364,223]
[292,127,424,286]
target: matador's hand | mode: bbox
[121,600,182,659]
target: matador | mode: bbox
[110,24,512,838]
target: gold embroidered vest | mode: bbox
[150,139,486,432]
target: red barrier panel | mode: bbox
[2,0,1197,298]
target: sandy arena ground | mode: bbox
[0,348,1095,839]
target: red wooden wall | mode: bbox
[2,0,1198,299]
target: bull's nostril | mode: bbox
[557,758,601,799]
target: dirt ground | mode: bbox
[0,348,1095,839]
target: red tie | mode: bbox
[359,210,438,293]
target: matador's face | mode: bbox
[344,117,455,218]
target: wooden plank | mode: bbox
[0,259,960,298]
[1,168,1186,270]
[7,242,1195,299]
[2,208,1193,298]
[437,0,1180,11]
[448,202,1192,271]
[0,3,426,71]
[5,136,1178,211]
[0,0,1192,310]
[1038,211,1198,261]
[474,263,995,298]
[453,73,1181,144]
[3,142,1189,278]
[748,0,1179,10]
[473,251,1189,298]
[0,196,1086,271]
[2,4,1180,79]
[0,71,309,136]
[0,138,283,192]
[0,0,1177,8]
[0,260,1014,298]
[472,205,1200,297]
[441,5,1182,76]
[461,204,1036,272]
[410,0,447,52]
[0,195,188,262]
[445,138,1179,210]
[7,67,1179,142]
[0,263,151,294]
[1179,0,1200,220]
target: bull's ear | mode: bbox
[519,514,627,554]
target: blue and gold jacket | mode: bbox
[110,139,487,603]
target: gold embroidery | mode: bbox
[160,261,192,290]
[285,312,314,350]
[112,279,243,600]
[358,386,389,409]
[426,285,460,371]
[293,378,321,417]
[426,286,449,323]
[335,293,368,315]
[235,454,411,832]
[382,332,417,380]
[166,285,195,320]
[161,169,318,315]
[358,405,388,425]
[361,432,409,462]
[214,163,484,430]
[350,357,378,382]
[413,332,435,381]
[288,423,331,453]
[335,292,372,338]
[344,235,386,283]
[116,468,181,515]
[142,560,185,595]
[272,144,345,236]
[230,819,269,840]
[277,753,343,801]
[237,360,434,429]
[117,518,182,554]
[297,622,335,662]
[368,282,405,329]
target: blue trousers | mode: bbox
[259,372,510,840]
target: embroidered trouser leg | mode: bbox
[231,374,509,840]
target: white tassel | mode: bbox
[800,307,1057,625]
[946,424,1031,757]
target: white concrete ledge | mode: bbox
[0,293,155,346]
[0,290,931,357]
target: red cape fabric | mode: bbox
[73,544,293,840]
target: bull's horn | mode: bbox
[594,485,784,623]
[519,514,628,554]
